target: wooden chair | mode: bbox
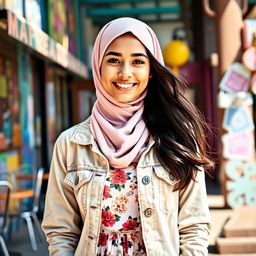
[0,181,11,256]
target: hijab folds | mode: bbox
[90,17,164,168]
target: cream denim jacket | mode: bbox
[42,118,211,256]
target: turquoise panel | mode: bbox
[87,5,180,16]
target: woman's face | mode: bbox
[100,33,151,103]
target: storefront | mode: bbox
[45,66,72,162]
[0,35,20,174]
[0,8,87,174]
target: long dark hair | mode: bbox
[143,49,214,191]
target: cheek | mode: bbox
[138,69,151,82]
[102,65,116,78]
[101,66,113,84]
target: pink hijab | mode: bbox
[90,17,164,168]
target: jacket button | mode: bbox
[144,208,153,217]
[88,235,95,240]
[142,176,150,185]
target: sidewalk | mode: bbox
[208,195,233,256]
[208,194,256,256]
[6,222,48,256]
[4,195,255,255]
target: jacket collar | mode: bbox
[70,118,94,146]
[70,117,160,167]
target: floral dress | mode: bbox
[96,164,147,256]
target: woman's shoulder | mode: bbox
[55,117,92,147]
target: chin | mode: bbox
[117,97,133,103]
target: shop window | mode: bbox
[0,54,21,173]
[0,54,21,151]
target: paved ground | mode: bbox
[208,195,256,256]
[209,221,256,255]
[6,221,48,256]
[5,206,256,256]
[3,200,243,256]
[3,180,256,255]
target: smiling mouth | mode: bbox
[113,82,137,89]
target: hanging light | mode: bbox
[163,27,190,73]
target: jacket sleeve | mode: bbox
[42,134,81,256]
[178,170,211,256]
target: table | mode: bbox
[15,173,49,181]
[0,188,34,200]
[9,189,34,199]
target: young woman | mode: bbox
[42,17,213,256]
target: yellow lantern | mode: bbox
[163,40,190,73]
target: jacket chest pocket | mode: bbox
[153,166,177,215]
[64,169,94,214]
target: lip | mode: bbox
[112,82,138,90]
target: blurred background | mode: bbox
[0,0,256,255]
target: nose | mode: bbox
[118,64,132,79]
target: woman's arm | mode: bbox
[178,170,211,256]
[42,135,81,256]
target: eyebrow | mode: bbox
[105,51,148,58]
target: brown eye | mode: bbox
[107,58,120,64]
[133,59,145,64]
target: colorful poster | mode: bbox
[226,161,256,208]
[223,107,254,133]
[222,132,254,160]
[24,0,42,29]
[0,55,19,151]
[46,80,56,159]
[48,0,67,47]
[65,0,76,55]
[0,74,7,98]
[242,19,256,49]
[2,109,12,146]
[6,150,19,172]
[18,50,35,167]
[1,0,24,17]
[219,63,250,93]
[0,152,7,171]
[0,150,19,172]
[39,0,47,31]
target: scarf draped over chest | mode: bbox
[90,17,164,168]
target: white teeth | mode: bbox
[116,83,134,88]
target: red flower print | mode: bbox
[103,185,110,200]
[101,210,115,227]
[111,201,126,214]
[122,219,137,231]
[110,232,118,241]
[122,235,129,254]
[111,195,128,214]
[129,184,137,190]
[110,169,126,185]
[98,232,107,246]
